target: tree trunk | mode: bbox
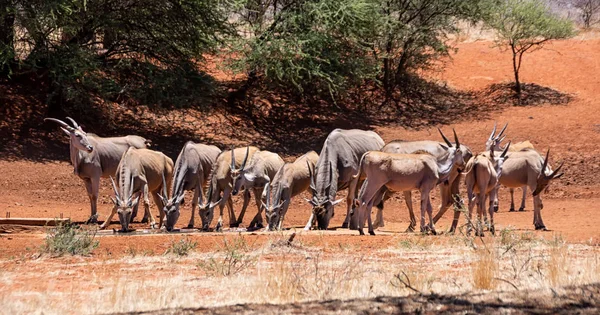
[0,0,15,75]
[511,46,521,97]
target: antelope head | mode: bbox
[439,128,465,169]
[262,183,285,231]
[110,176,140,232]
[533,150,564,196]
[490,141,511,179]
[485,122,508,151]
[45,117,94,153]
[304,161,343,230]
[198,183,220,231]
[159,172,183,232]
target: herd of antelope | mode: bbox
[45,118,563,236]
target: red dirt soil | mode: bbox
[2,38,600,258]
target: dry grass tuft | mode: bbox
[472,247,497,290]
[547,235,568,287]
[198,234,257,277]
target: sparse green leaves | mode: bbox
[42,221,99,257]
[483,0,575,95]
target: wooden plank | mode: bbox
[0,218,70,226]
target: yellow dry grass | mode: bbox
[1,230,599,314]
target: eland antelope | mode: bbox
[45,117,150,223]
[465,143,510,236]
[231,148,285,230]
[493,149,563,230]
[198,146,260,231]
[100,147,174,231]
[366,132,473,233]
[351,129,465,235]
[159,141,221,231]
[263,151,319,230]
[305,129,385,230]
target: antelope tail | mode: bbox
[352,152,369,180]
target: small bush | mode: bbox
[164,237,198,257]
[42,222,99,257]
[198,235,256,277]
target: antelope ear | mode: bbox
[209,198,222,209]
[439,143,449,150]
[132,196,141,207]
[304,198,316,206]
[158,194,167,204]
[330,198,344,206]
[176,194,185,204]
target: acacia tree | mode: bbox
[574,0,600,28]
[485,0,574,96]
[375,0,485,98]
[231,0,381,97]
[232,0,487,101]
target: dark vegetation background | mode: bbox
[0,0,584,160]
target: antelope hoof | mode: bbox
[141,217,149,224]
[493,206,499,213]
[369,230,375,236]
[86,215,99,224]
[186,224,194,229]
[215,222,223,232]
[431,229,437,236]
[359,229,365,235]
[490,226,496,235]
[150,223,157,229]
[341,221,349,229]
[230,222,240,228]
[405,225,416,233]
[519,207,525,212]
[509,208,515,212]
[535,225,548,231]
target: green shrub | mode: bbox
[164,237,198,257]
[42,222,99,257]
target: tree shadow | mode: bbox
[0,76,575,162]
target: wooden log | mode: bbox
[0,218,70,226]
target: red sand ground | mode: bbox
[1,38,600,258]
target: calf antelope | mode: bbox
[465,143,510,236]
[485,123,535,212]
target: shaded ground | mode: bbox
[132,283,600,315]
